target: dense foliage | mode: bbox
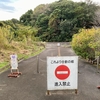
[0,19,43,64]
[71,28,100,59]
[20,0,100,42]
[0,19,39,51]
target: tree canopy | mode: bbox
[0,0,100,43]
[19,0,99,42]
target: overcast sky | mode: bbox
[0,0,100,21]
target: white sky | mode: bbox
[0,0,100,21]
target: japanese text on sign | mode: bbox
[51,60,74,64]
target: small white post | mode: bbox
[57,43,61,56]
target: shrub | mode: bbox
[71,28,100,59]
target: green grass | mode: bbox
[18,53,25,59]
[0,62,9,68]
[23,48,45,59]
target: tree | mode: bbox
[72,28,100,59]
[18,0,100,42]
[60,19,74,41]
[20,9,33,26]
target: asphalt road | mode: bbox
[0,42,100,100]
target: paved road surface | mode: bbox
[0,42,100,100]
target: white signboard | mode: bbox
[57,43,60,47]
[10,54,18,69]
[47,56,78,90]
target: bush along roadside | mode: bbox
[71,28,100,68]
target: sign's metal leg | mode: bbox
[46,90,51,96]
[75,89,78,94]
